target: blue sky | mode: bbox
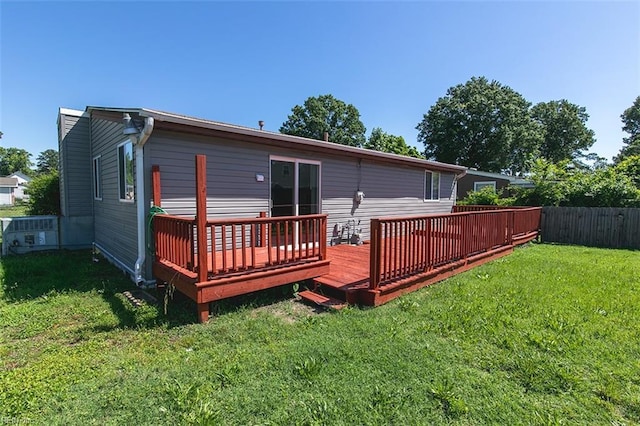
[1,1,638,164]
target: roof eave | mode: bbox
[87,106,467,174]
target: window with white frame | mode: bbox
[425,171,440,201]
[474,181,497,192]
[92,156,102,200]
[118,141,134,201]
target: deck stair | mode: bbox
[297,290,348,310]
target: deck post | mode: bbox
[259,211,267,247]
[369,218,381,289]
[152,165,162,207]
[196,155,208,284]
[197,303,209,323]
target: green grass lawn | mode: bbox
[0,203,28,218]
[1,244,639,424]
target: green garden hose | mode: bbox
[147,205,168,254]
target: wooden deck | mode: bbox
[155,210,541,321]
[306,232,530,308]
[152,159,542,322]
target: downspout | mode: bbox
[131,117,155,285]
[453,169,467,210]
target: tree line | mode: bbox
[279,79,639,171]
[279,83,640,207]
[0,147,58,177]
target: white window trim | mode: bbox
[424,170,441,202]
[269,155,322,216]
[474,181,497,191]
[92,155,102,201]
[117,140,135,203]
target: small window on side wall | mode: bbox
[425,171,440,201]
[474,181,497,192]
[93,156,102,200]
[118,141,134,201]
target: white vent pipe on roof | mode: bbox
[127,115,155,286]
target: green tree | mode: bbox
[614,96,640,163]
[36,149,59,175]
[0,147,32,176]
[511,159,569,206]
[364,127,422,158]
[25,172,60,215]
[531,100,595,163]
[416,77,542,174]
[280,94,366,147]
[614,155,640,188]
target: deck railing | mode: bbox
[369,208,541,289]
[154,213,328,281]
[204,214,327,278]
[154,215,196,272]
[512,207,542,238]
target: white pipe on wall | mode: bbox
[131,116,155,285]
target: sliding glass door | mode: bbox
[270,158,320,217]
[270,157,321,247]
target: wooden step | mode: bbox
[297,290,348,310]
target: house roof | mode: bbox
[0,177,18,188]
[7,171,31,182]
[464,169,533,187]
[85,106,467,174]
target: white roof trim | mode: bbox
[59,107,88,117]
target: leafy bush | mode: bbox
[562,167,640,207]
[511,159,640,207]
[25,172,60,215]
[459,185,514,206]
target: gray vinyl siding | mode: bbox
[148,131,269,218]
[58,113,91,217]
[321,158,455,242]
[91,118,138,270]
[147,131,456,244]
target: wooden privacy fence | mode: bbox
[369,207,541,289]
[541,207,640,249]
[154,213,328,280]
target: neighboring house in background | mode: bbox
[58,106,466,285]
[457,169,533,200]
[7,171,31,200]
[0,177,18,205]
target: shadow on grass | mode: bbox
[0,250,193,329]
[0,250,320,329]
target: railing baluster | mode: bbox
[241,224,247,269]
[221,225,227,272]
[231,224,238,271]
[299,218,303,261]
[305,218,310,258]
[250,222,256,268]
[284,219,289,262]
[275,221,281,264]
[209,224,219,275]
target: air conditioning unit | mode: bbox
[1,216,59,256]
